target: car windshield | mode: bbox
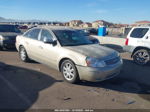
[0,25,21,33]
[52,30,93,46]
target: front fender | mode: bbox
[56,53,87,71]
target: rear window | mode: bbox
[130,28,149,38]
[24,29,40,40]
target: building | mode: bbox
[130,24,137,27]
[135,21,150,26]
[92,20,112,28]
[64,22,69,26]
[113,24,129,28]
[69,20,83,27]
[80,22,92,28]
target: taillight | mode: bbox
[125,38,129,45]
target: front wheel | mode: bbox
[61,60,80,84]
[133,49,150,65]
[19,46,30,62]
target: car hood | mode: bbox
[65,44,117,59]
[0,32,21,37]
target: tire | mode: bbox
[133,49,150,65]
[19,46,30,62]
[61,60,80,84]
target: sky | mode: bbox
[0,0,150,24]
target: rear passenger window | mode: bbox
[24,29,40,40]
[130,28,149,38]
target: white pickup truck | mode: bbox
[124,27,150,65]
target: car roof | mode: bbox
[35,26,74,31]
[0,24,15,26]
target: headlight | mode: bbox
[86,57,106,68]
[116,52,120,57]
[0,35,5,41]
[112,51,120,57]
[0,35,3,41]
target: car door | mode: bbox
[37,29,60,69]
[23,28,41,60]
[142,28,150,48]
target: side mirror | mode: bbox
[43,37,57,45]
[90,38,100,44]
[93,40,100,44]
[146,35,150,39]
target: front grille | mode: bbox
[105,57,120,65]
[9,36,16,40]
[5,36,16,41]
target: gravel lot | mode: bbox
[0,45,150,110]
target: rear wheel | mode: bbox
[61,60,80,84]
[133,49,150,65]
[19,46,30,62]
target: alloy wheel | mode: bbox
[62,63,75,81]
[133,50,150,65]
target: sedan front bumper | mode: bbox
[76,60,123,82]
[1,40,16,48]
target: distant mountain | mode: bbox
[0,17,6,21]
[0,16,52,23]
[0,17,16,22]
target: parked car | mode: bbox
[75,29,100,44]
[16,27,123,83]
[19,25,28,29]
[0,24,22,50]
[124,27,150,65]
[84,28,98,35]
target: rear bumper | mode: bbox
[76,59,123,82]
[123,45,135,53]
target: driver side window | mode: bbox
[40,29,53,41]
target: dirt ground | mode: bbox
[0,45,150,111]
